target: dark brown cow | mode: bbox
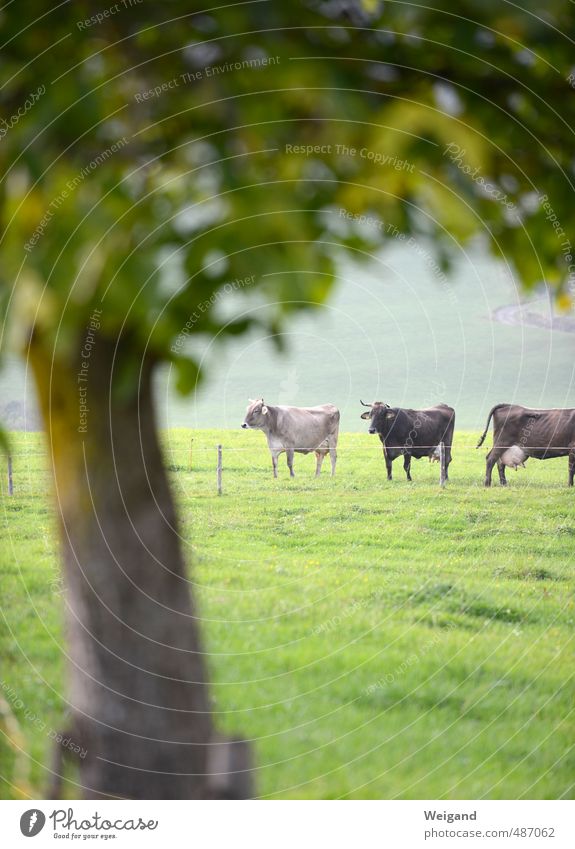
[361,400,455,481]
[476,403,575,487]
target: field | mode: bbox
[0,428,574,799]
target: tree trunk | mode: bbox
[30,333,214,799]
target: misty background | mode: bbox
[2,240,574,433]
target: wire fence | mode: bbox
[4,436,574,498]
[5,443,575,454]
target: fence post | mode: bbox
[439,442,446,487]
[7,456,13,496]
[217,444,222,495]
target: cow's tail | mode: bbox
[476,404,507,449]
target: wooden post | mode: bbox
[189,437,193,470]
[7,456,13,496]
[439,441,446,487]
[217,444,222,495]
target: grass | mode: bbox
[0,428,574,799]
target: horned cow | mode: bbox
[242,399,340,478]
[360,400,455,482]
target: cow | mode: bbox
[360,400,455,481]
[242,399,340,478]
[476,403,575,487]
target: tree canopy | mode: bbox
[1,0,574,387]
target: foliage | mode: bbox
[1,0,574,388]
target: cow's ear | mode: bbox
[360,411,371,419]
[386,411,395,419]
[262,405,268,415]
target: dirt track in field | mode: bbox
[492,302,575,333]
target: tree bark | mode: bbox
[30,333,213,799]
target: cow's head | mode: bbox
[360,400,392,434]
[242,398,269,429]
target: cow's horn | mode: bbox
[360,399,372,407]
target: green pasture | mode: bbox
[0,429,574,799]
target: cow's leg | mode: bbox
[271,451,280,479]
[329,447,337,476]
[568,449,575,487]
[403,453,412,481]
[286,449,295,478]
[384,449,392,480]
[444,447,452,481]
[497,461,508,486]
[315,450,325,477]
[484,449,499,487]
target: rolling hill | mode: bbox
[2,241,574,431]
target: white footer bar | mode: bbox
[2,799,573,848]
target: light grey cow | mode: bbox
[242,398,340,478]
